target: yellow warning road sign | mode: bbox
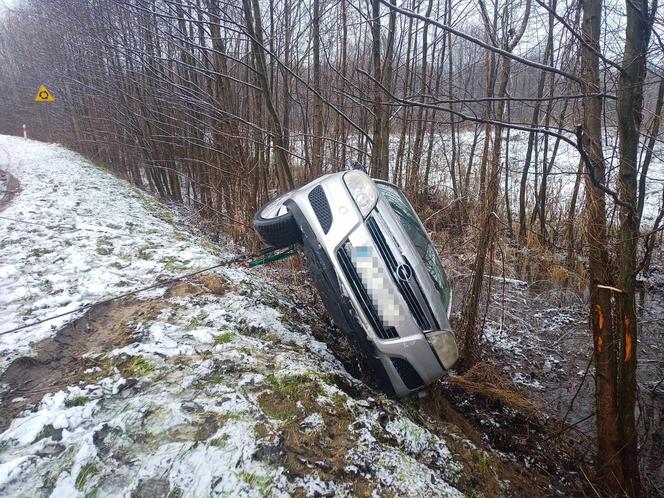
[35,85,55,103]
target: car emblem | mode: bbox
[396,263,412,281]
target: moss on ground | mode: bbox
[162,255,190,272]
[75,462,98,490]
[167,487,183,498]
[214,331,234,344]
[29,247,54,257]
[241,471,273,497]
[258,373,325,421]
[135,242,158,260]
[187,311,212,330]
[65,396,89,408]
[96,236,114,255]
[120,356,155,377]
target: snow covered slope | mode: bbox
[0,136,223,360]
[0,136,464,497]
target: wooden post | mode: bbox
[22,124,27,139]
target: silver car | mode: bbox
[253,170,458,397]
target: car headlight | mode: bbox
[344,170,378,216]
[426,330,458,369]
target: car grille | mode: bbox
[366,217,431,330]
[308,185,332,234]
[337,244,399,340]
[391,357,424,390]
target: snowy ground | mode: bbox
[0,136,466,497]
[0,136,225,361]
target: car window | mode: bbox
[375,182,451,315]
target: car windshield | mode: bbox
[376,182,451,314]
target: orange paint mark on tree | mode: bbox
[624,315,633,363]
[597,336,603,353]
[594,304,605,330]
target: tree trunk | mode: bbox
[637,78,664,220]
[369,0,389,180]
[407,0,434,193]
[615,0,651,492]
[311,0,323,176]
[566,159,584,264]
[504,101,513,239]
[461,57,511,364]
[518,41,551,245]
[580,0,622,487]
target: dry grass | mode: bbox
[506,234,588,291]
[447,362,537,412]
[195,273,229,295]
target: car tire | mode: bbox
[253,194,302,248]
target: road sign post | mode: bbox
[33,85,55,142]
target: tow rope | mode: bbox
[242,248,296,268]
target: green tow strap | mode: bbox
[246,249,296,267]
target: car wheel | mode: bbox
[253,193,302,248]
